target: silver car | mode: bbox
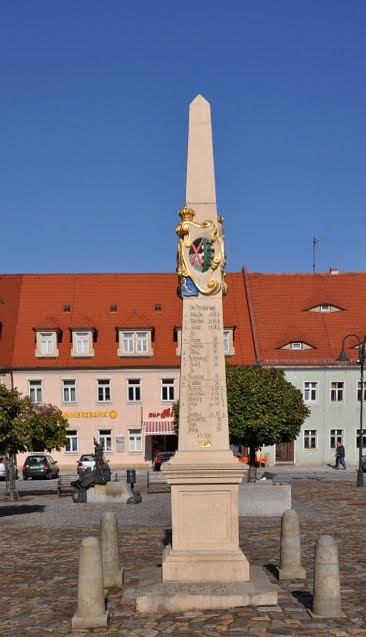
[77,453,96,476]
[0,455,18,480]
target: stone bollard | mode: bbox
[72,536,109,629]
[277,509,306,581]
[311,535,343,617]
[100,512,124,588]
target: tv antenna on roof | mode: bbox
[312,237,320,273]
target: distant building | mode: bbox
[0,268,364,468]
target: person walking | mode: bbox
[335,441,346,470]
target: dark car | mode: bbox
[362,455,366,472]
[22,454,60,480]
[152,451,175,472]
[77,453,96,476]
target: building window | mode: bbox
[136,332,148,353]
[65,430,78,452]
[304,381,318,402]
[304,429,317,449]
[330,381,344,402]
[41,333,53,354]
[357,382,366,402]
[71,330,95,357]
[118,330,153,357]
[356,429,366,449]
[330,429,344,448]
[35,330,59,358]
[161,378,175,402]
[63,379,77,403]
[291,342,303,350]
[127,379,141,402]
[97,379,111,402]
[129,429,142,452]
[223,330,235,355]
[98,429,112,452]
[29,380,42,403]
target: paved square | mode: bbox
[0,478,365,636]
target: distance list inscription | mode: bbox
[180,299,228,449]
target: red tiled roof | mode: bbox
[0,275,22,369]
[247,272,366,366]
[1,273,256,369]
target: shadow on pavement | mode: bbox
[292,589,313,609]
[0,504,46,517]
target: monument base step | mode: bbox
[135,565,278,613]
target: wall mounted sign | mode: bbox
[148,408,173,419]
[62,409,118,419]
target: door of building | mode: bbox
[275,441,294,463]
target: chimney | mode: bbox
[329,267,339,275]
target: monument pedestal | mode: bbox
[162,460,249,583]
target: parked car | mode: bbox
[22,454,59,480]
[77,453,96,476]
[0,455,18,481]
[153,451,175,471]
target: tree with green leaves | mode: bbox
[226,365,310,468]
[0,383,69,500]
[172,365,310,474]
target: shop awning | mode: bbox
[144,421,175,436]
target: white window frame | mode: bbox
[65,430,79,453]
[71,330,95,357]
[98,429,112,452]
[97,379,111,403]
[118,330,153,357]
[304,381,318,403]
[35,331,59,358]
[291,342,303,350]
[127,379,142,402]
[62,379,77,403]
[303,429,317,449]
[330,429,344,449]
[161,378,175,402]
[28,380,43,403]
[128,428,142,453]
[330,381,344,403]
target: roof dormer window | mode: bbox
[34,328,61,358]
[307,304,342,313]
[291,342,303,350]
[117,329,153,357]
[279,341,314,351]
[70,329,96,358]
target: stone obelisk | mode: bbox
[162,95,249,583]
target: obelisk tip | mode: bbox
[190,93,210,106]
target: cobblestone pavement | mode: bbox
[1,479,366,637]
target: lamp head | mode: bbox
[337,347,350,362]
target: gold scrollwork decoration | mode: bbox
[176,205,227,297]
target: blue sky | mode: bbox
[1,1,365,275]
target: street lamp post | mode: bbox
[337,333,366,487]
